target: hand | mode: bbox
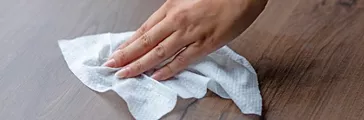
[104,0,266,80]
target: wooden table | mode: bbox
[1,0,363,120]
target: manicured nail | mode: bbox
[103,59,116,67]
[151,71,163,80]
[116,67,130,79]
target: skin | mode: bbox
[104,0,267,80]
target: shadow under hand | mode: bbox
[162,91,261,120]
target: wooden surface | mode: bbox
[0,0,364,120]
[230,0,364,119]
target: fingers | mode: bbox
[117,3,168,49]
[115,31,191,78]
[151,42,205,80]
[106,19,175,68]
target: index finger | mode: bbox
[106,19,175,68]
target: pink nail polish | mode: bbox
[103,59,116,67]
[116,67,130,78]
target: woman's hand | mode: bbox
[104,0,266,80]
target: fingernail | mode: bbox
[116,67,130,79]
[103,59,116,67]
[151,71,163,80]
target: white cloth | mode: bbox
[58,31,262,120]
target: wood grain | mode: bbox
[230,0,364,119]
[1,0,364,120]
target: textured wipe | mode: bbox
[58,31,262,120]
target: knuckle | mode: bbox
[140,34,152,48]
[206,37,216,46]
[192,39,206,48]
[172,10,188,27]
[174,55,187,66]
[138,25,148,34]
[134,61,144,72]
[155,44,166,58]
[165,64,175,74]
[186,25,195,33]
